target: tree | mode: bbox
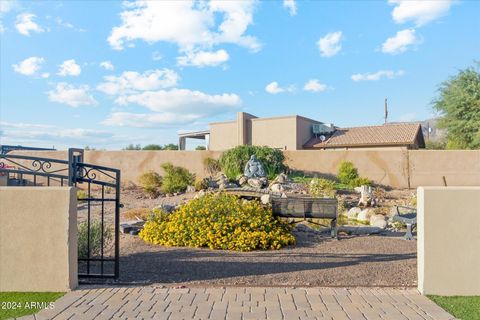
[142,144,163,150]
[124,144,141,150]
[195,146,206,150]
[433,63,480,149]
[163,143,178,150]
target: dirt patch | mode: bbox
[119,230,417,287]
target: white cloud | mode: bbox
[265,81,295,94]
[97,69,179,96]
[389,0,453,26]
[115,88,241,114]
[103,88,241,128]
[102,112,200,127]
[303,79,327,92]
[15,13,44,36]
[381,28,419,54]
[177,49,229,67]
[283,0,297,16]
[107,0,260,53]
[47,83,98,107]
[317,31,343,57]
[0,121,116,148]
[351,70,405,82]
[0,0,16,14]
[57,59,81,76]
[0,0,17,32]
[100,60,114,71]
[12,56,49,78]
[265,82,284,94]
[55,17,85,32]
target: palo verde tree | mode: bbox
[433,63,480,149]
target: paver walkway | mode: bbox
[20,286,454,320]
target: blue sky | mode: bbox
[0,0,479,150]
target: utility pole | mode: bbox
[384,98,388,124]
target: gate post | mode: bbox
[68,148,84,186]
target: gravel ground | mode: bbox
[119,229,417,287]
[115,186,417,287]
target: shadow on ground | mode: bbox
[118,232,417,287]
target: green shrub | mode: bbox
[337,161,359,185]
[161,163,195,194]
[350,177,372,187]
[219,145,286,181]
[309,178,336,198]
[337,161,371,187]
[204,157,221,176]
[139,193,295,251]
[138,170,162,198]
[78,221,113,259]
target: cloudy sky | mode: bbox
[0,0,478,149]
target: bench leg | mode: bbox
[331,219,337,239]
[404,223,414,240]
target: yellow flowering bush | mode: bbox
[139,193,295,251]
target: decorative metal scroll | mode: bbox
[0,148,121,280]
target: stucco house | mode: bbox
[179,112,425,151]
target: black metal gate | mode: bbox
[0,148,120,280]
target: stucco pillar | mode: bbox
[237,112,247,146]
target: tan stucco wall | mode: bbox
[417,187,480,296]
[209,121,238,151]
[11,150,480,188]
[0,187,78,292]
[410,150,480,187]
[251,117,298,150]
[285,149,410,187]
[12,150,223,185]
[296,116,318,150]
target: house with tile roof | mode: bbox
[303,123,425,150]
[179,112,425,151]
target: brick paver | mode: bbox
[19,286,454,320]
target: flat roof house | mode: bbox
[179,112,425,151]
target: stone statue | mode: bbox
[244,155,266,178]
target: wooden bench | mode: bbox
[271,197,338,238]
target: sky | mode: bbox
[0,0,479,150]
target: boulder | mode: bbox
[357,208,374,223]
[186,185,196,193]
[156,204,175,213]
[194,190,206,199]
[346,207,362,219]
[260,194,271,205]
[270,183,284,193]
[248,178,264,188]
[215,173,228,185]
[238,175,248,186]
[281,193,288,198]
[273,173,288,184]
[370,214,387,229]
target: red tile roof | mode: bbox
[304,123,424,149]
